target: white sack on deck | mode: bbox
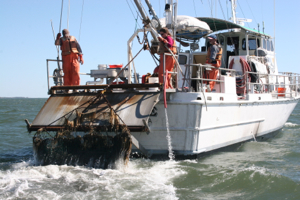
[152,15,211,33]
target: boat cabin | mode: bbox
[174,17,282,95]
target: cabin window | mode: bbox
[219,37,225,45]
[264,39,274,51]
[266,39,271,51]
[270,39,274,51]
[242,38,260,50]
[263,38,274,51]
[227,37,239,55]
[179,55,188,64]
[262,39,267,49]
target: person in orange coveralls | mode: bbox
[205,34,222,91]
[157,27,177,89]
[55,29,84,86]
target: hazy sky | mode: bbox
[1,0,299,97]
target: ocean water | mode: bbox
[0,98,299,199]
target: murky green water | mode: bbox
[0,98,299,199]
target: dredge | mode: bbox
[26,82,160,168]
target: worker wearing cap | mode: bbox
[55,29,84,86]
[205,34,222,91]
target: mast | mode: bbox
[165,0,173,28]
[164,0,177,40]
[231,0,237,24]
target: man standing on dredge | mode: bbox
[55,29,84,86]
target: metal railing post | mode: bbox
[163,53,166,90]
[219,67,222,93]
[296,76,300,96]
[246,71,249,95]
[47,59,50,91]
[276,74,279,98]
[283,74,286,98]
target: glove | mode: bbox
[56,33,61,40]
[78,54,84,65]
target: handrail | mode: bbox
[181,62,300,97]
[183,63,237,92]
[245,71,300,98]
[162,53,180,90]
[46,59,90,92]
[46,59,63,91]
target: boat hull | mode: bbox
[132,92,300,156]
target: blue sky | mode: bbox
[1,0,299,98]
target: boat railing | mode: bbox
[180,61,300,97]
[182,63,237,92]
[163,53,179,91]
[245,71,300,98]
[46,59,90,91]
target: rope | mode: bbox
[59,0,64,33]
[136,27,147,44]
[78,0,84,42]
[215,0,237,68]
[192,0,198,16]
[229,57,251,96]
[207,0,213,17]
[126,0,142,29]
[226,0,229,20]
[51,20,60,58]
[129,50,139,83]
[67,0,70,30]
[236,0,251,28]
[245,0,258,25]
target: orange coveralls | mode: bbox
[158,36,177,89]
[205,45,222,90]
[61,53,80,86]
[57,36,82,86]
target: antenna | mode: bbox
[236,18,252,26]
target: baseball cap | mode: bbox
[207,34,217,40]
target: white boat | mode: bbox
[26,0,300,164]
[129,0,300,156]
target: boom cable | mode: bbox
[78,0,85,42]
[193,0,198,16]
[67,0,70,30]
[207,0,213,17]
[59,0,64,33]
[126,0,142,29]
[236,0,251,28]
[245,0,258,25]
